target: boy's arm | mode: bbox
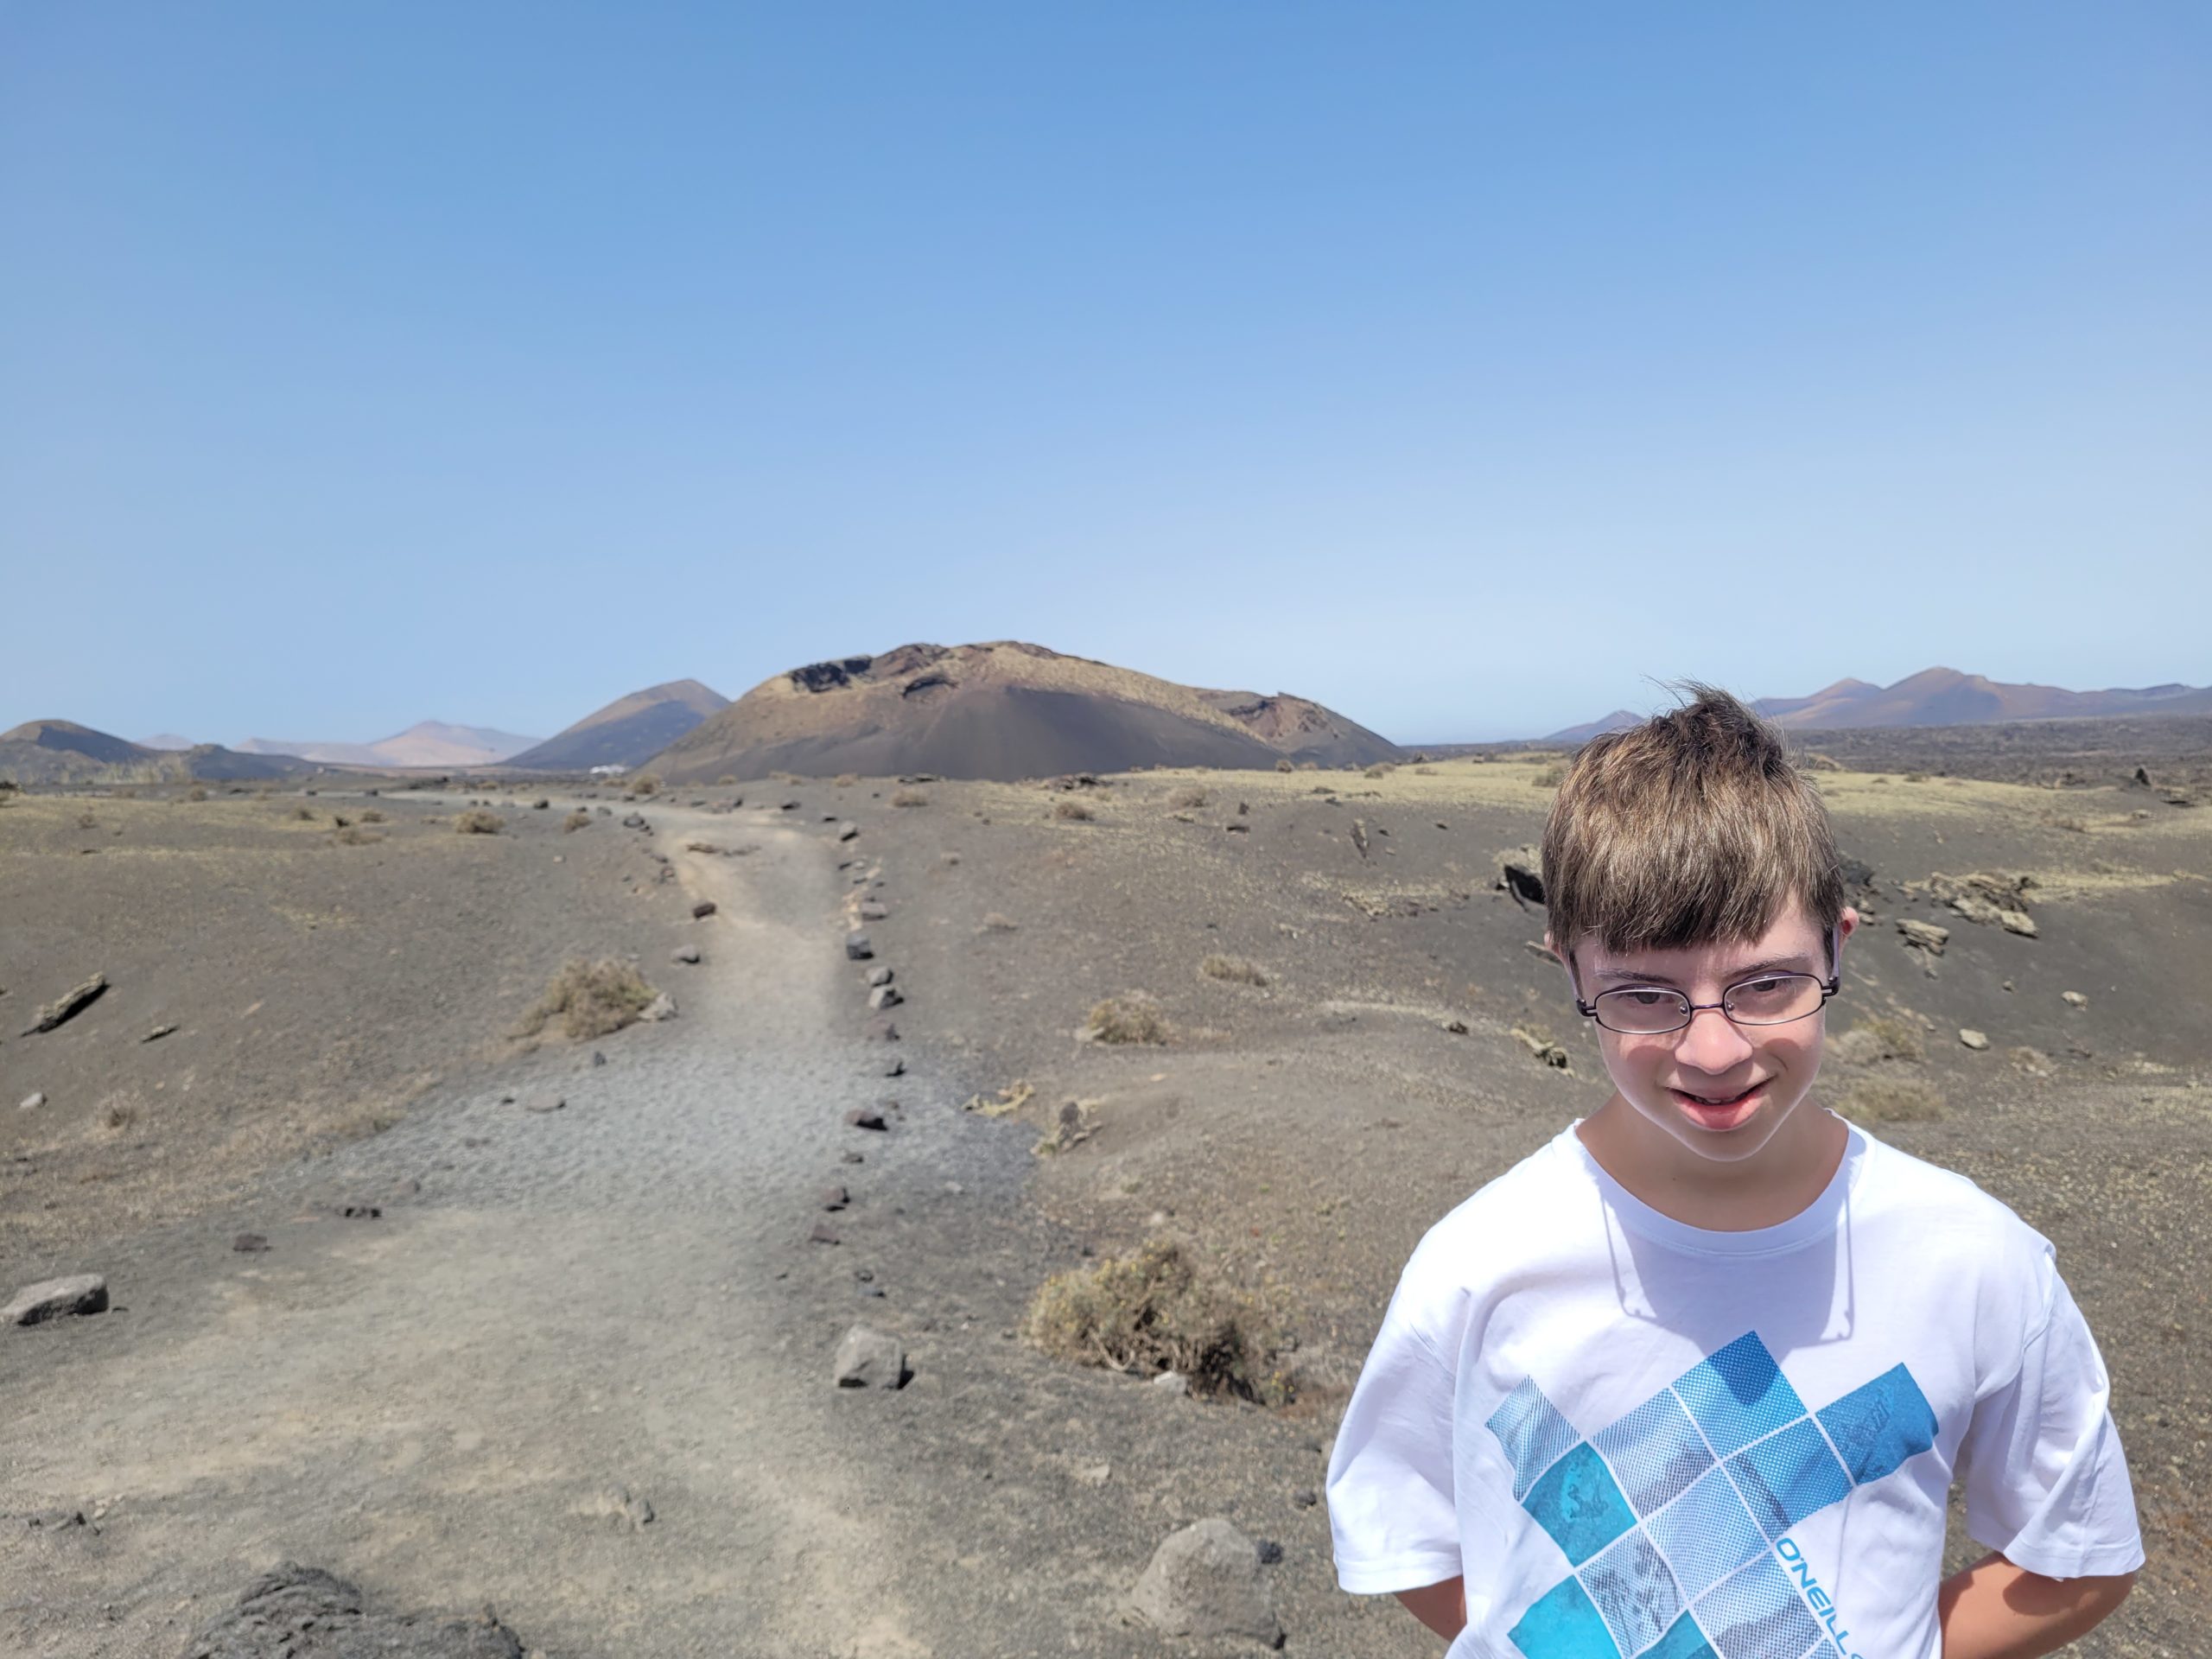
[1937,1553,2136,1659]
[1393,1575,1466,1643]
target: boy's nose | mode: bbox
[1675,1005,1756,1071]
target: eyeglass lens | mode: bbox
[1592,974,1826,1033]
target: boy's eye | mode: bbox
[1620,990,1675,1007]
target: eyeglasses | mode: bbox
[1574,971,1840,1035]
[1568,927,1844,1036]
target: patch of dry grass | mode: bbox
[563,810,591,833]
[1052,798,1095,822]
[1198,953,1268,987]
[1829,1014,1925,1065]
[1834,1074,1944,1123]
[333,825,384,846]
[629,773,661,797]
[1086,992,1167,1044]
[981,912,1017,931]
[1165,785,1209,810]
[892,789,929,807]
[358,807,385,823]
[454,809,505,835]
[1023,1236,1294,1405]
[518,957,658,1040]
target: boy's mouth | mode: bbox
[1669,1081,1765,1130]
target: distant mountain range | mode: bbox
[506,680,728,771]
[649,641,1406,783]
[0,721,307,786]
[1545,668,2212,743]
[236,721,541,769]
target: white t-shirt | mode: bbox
[1325,1118,2142,1659]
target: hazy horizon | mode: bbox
[4,5,2206,746]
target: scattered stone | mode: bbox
[1441,1019,1468,1035]
[859,899,889,920]
[841,1150,864,1164]
[844,1106,887,1131]
[867,964,894,988]
[1495,846,1546,906]
[880,1055,906,1077]
[592,1049,607,1066]
[140,1022,179,1043]
[845,932,874,961]
[1897,919,1949,955]
[18,1091,44,1112]
[640,992,677,1021]
[1255,1539,1284,1566]
[832,1323,907,1389]
[867,1016,900,1043]
[533,799,550,810]
[600,1486,654,1531]
[1959,1029,1990,1052]
[1291,1488,1318,1508]
[691,899,717,919]
[181,1561,526,1659]
[21,1507,90,1532]
[1520,939,1555,962]
[621,813,646,829]
[672,944,702,964]
[868,984,904,1011]
[2063,990,2088,1008]
[836,821,859,841]
[1510,1024,1571,1069]
[232,1233,270,1253]
[521,1092,565,1114]
[338,1204,382,1220]
[1998,908,2037,938]
[4,1274,109,1326]
[810,1221,842,1245]
[1152,1370,1189,1395]
[821,1185,849,1211]
[23,972,107,1036]
[1076,1461,1113,1487]
[1127,1517,1284,1647]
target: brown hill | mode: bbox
[1193,689,1404,766]
[650,642,1395,783]
[237,721,541,769]
[506,680,728,772]
[0,721,303,786]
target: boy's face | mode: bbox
[1546,899,1859,1167]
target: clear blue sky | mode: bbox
[3,3,2206,744]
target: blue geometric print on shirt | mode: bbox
[1817,1363,1938,1484]
[1486,1332,1933,1659]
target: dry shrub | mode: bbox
[518,957,658,1040]
[1166,785,1209,810]
[77,809,99,829]
[1023,1236,1293,1405]
[1086,992,1167,1044]
[630,773,661,797]
[334,825,384,846]
[716,774,738,785]
[1530,764,1565,789]
[1053,798,1095,822]
[891,789,930,808]
[1835,1075,1943,1123]
[833,772,859,786]
[101,1103,137,1135]
[1275,758,1294,772]
[187,785,208,803]
[1904,772,1929,784]
[1199,954,1268,987]
[563,809,591,832]
[359,807,385,823]
[1363,763,1393,779]
[981,912,1017,931]
[1830,1015,1924,1065]
[454,809,505,835]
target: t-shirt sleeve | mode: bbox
[1957,1255,2145,1580]
[1325,1300,1462,1596]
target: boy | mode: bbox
[1325,688,2141,1659]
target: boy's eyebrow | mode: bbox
[1590,955,1816,987]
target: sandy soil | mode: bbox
[2,757,2206,1657]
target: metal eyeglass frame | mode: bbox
[1570,925,1842,1036]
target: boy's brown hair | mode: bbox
[1541,682,1844,969]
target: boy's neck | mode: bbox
[1574,1096,1849,1231]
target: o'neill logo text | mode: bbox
[1777,1536,1865,1659]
